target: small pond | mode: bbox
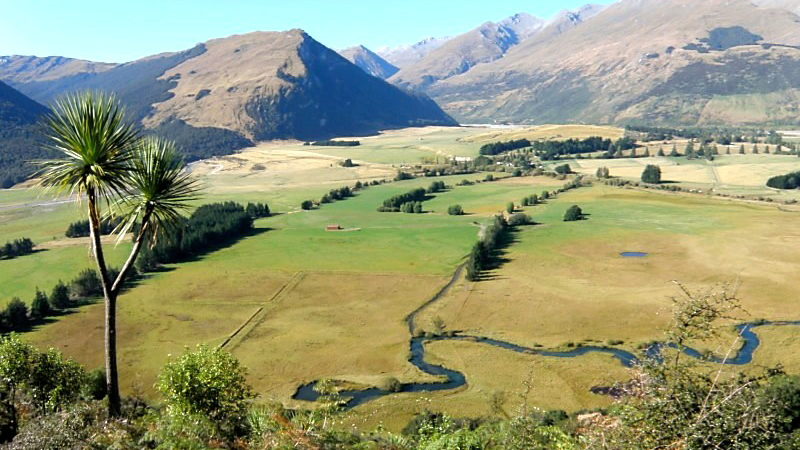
[620,252,648,258]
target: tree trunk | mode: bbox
[86,189,121,417]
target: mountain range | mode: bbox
[392,0,800,125]
[0,30,456,170]
[339,46,399,79]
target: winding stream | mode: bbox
[293,262,800,409]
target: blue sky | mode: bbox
[1,1,611,63]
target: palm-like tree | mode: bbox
[36,92,199,417]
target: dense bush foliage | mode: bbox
[563,205,585,222]
[136,202,254,271]
[0,238,34,260]
[395,171,415,181]
[479,139,531,156]
[767,171,800,190]
[244,202,270,219]
[554,164,571,175]
[447,205,464,216]
[641,164,662,184]
[426,180,447,193]
[0,124,51,189]
[64,216,124,238]
[156,345,254,442]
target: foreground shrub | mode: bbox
[156,345,255,443]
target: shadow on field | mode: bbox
[473,225,532,281]
[11,228,273,335]
[173,227,273,265]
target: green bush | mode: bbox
[563,205,584,222]
[448,205,464,216]
[156,345,254,441]
[641,164,662,184]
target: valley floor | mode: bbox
[3,125,800,431]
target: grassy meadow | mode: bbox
[3,125,800,431]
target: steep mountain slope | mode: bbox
[141,30,456,141]
[0,55,116,84]
[0,81,50,187]
[5,30,455,162]
[339,45,399,79]
[427,0,800,126]
[389,13,546,90]
[378,37,451,68]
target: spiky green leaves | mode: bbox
[117,137,200,239]
[37,92,139,201]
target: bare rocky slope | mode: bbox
[2,30,456,161]
[389,13,546,90]
[417,0,800,126]
[389,7,605,92]
[339,45,399,79]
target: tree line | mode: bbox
[479,139,532,156]
[64,216,125,238]
[1,267,134,332]
[767,171,800,190]
[378,188,428,212]
[305,140,361,147]
[0,238,35,260]
[466,213,531,281]
[135,202,256,272]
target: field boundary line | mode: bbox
[221,271,306,351]
[218,307,263,349]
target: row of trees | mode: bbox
[767,171,800,190]
[534,136,618,160]
[136,202,254,272]
[378,188,428,212]
[64,216,124,238]
[0,238,34,260]
[0,268,121,332]
[466,215,509,281]
[479,139,531,156]
[244,202,270,219]
[320,186,354,204]
[400,202,424,214]
[305,140,360,147]
[465,212,533,281]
